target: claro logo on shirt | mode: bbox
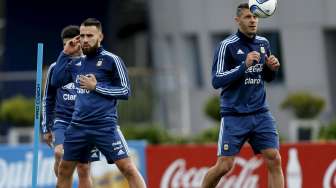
[63,94,76,101]
[245,76,262,85]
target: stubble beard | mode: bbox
[82,41,99,56]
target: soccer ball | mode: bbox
[248,0,277,18]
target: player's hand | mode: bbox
[63,36,80,56]
[265,54,280,71]
[245,51,260,68]
[43,132,53,148]
[79,74,97,91]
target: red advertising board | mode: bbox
[146,143,336,188]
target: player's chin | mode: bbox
[249,29,257,35]
[82,46,93,54]
[84,49,98,56]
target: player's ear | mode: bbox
[234,16,239,24]
[99,33,104,42]
[62,39,68,46]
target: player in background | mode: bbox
[201,3,284,188]
[42,25,99,188]
[51,18,147,188]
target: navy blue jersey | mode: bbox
[42,63,76,133]
[51,47,130,127]
[212,30,276,116]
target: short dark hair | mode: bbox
[236,3,249,16]
[61,25,80,40]
[81,18,102,31]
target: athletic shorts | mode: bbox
[63,125,129,164]
[52,120,100,162]
[217,111,279,156]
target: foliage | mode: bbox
[121,123,221,144]
[121,124,172,144]
[193,126,219,144]
[281,91,325,119]
[319,120,336,140]
[204,96,221,122]
[0,95,35,127]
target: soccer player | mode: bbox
[42,25,99,188]
[201,3,284,188]
[51,18,147,188]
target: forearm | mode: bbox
[42,66,56,134]
[212,63,246,89]
[41,106,54,134]
[42,98,55,131]
[41,115,54,134]
[95,82,130,99]
[51,52,72,87]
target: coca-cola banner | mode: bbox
[146,143,336,188]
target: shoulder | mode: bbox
[67,57,82,68]
[256,35,270,45]
[99,50,124,64]
[49,62,56,69]
[218,34,240,51]
[47,62,56,74]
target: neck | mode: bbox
[240,30,254,38]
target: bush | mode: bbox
[281,91,325,119]
[319,120,336,140]
[204,96,221,122]
[0,95,35,127]
[120,123,223,144]
[121,124,172,144]
[193,126,219,144]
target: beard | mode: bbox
[82,41,99,56]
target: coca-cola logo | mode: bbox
[160,157,263,188]
[323,160,336,188]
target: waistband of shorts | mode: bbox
[221,108,268,117]
[70,122,119,130]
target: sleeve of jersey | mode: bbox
[41,65,56,134]
[95,56,131,100]
[262,41,276,82]
[51,52,73,87]
[211,43,246,89]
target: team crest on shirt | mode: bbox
[260,46,266,54]
[96,59,103,67]
[224,144,229,151]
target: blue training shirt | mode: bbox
[212,30,276,116]
[42,62,76,134]
[51,47,130,127]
